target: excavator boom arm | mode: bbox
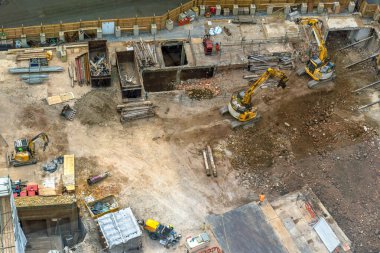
[297,18,328,62]
[28,132,49,153]
[242,68,288,105]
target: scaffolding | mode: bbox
[0,178,26,253]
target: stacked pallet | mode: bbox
[133,39,157,68]
[248,53,294,72]
[117,101,155,123]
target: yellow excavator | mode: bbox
[220,68,288,128]
[7,132,49,167]
[296,18,335,88]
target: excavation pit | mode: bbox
[161,42,187,67]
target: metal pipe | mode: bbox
[352,80,380,93]
[337,36,374,51]
[345,52,380,69]
[358,99,380,110]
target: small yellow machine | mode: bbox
[143,219,181,248]
[295,18,335,88]
[220,68,288,128]
[7,132,49,167]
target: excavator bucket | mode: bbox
[61,104,76,121]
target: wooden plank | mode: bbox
[46,92,75,105]
[63,154,75,192]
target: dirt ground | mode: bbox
[0,35,379,253]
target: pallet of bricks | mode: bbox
[117,101,155,123]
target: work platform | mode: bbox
[207,189,352,253]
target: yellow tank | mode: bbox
[14,152,31,162]
[144,219,160,232]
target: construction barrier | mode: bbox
[0,0,364,40]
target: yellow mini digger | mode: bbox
[7,132,49,167]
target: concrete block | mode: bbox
[166,19,174,31]
[133,25,139,36]
[78,29,84,41]
[115,26,121,37]
[301,3,308,14]
[151,24,157,35]
[40,33,46,44]
[59,31,65,42]
[267,5,274,15]
[96,28,102,39]
[200,5,206,16]
[250,4,256,15]
[243,7,250,15]
[333,2,340,14]
[233,5,239,16]
[348,1,355,13]
[284,5,291,15]
[216,5,221,16]
[317,3,324,14]
[0,35,6,41]
[60,49,67,62]
[21,34,27,47]
[223,8,230,16]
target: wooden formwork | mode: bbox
[0,0,363,40]
[360,1,380,17]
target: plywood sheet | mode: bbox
[63,154,75,192]
[47,92,75,105]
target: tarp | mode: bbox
[97,208,142,250]
[206,202,287,253]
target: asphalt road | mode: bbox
[0,0,185,27]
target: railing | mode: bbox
[0,0,359,40]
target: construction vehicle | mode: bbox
[220,68,288,129]
[7,132,49,167]
[203,35,213,55]
[295,18,335,88]
[142,219,181,248]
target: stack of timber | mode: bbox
[117,101,155,122]
[248,53,294,72]
[16,52,50,61]
[133,39,157,68]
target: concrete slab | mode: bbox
[240,25,266,41]
[270,189,352,253]
[326,16,360,31]
[263,21,299,39]
[261,202,301,253]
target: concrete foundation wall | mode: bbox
[180,67,214,80]
[142,66,215,92]
[17,203,80,243]
[142,69,177,92]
